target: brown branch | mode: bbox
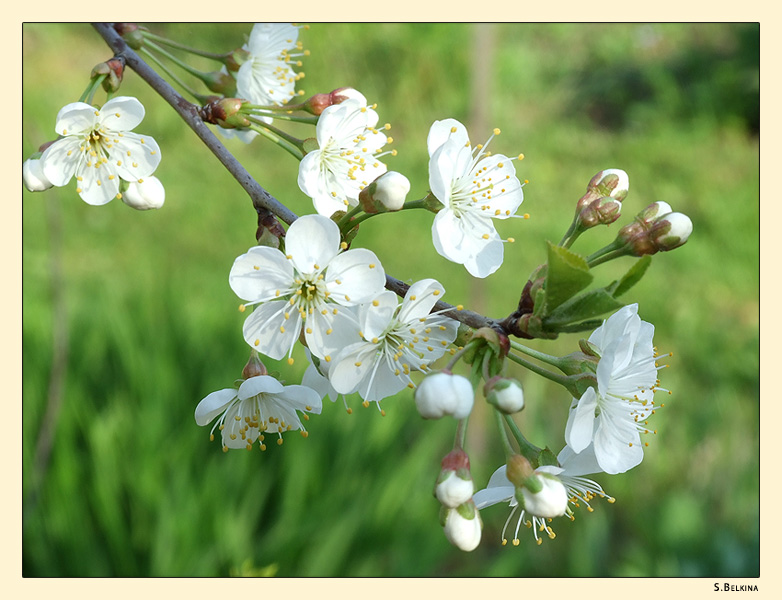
[91,22,501,334]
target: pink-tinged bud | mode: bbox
[587,168,629,201]
[442,501,482,552]
[330,87,366,105]
[358,171,410,214]
[242,351,268,379]
[23,157,53,192]
[505,454,534,488]
[618,203,692,256]
[435,449,474,508]
[303,93,331,116]
[484,377,525,414]
[92,57,125,93]
[113,23,144,50]
[414,372,474,420]
[649,212,693,251]
[577,196,622,229]
[121,176,165,210]
[199,98,250,129]
[636,201,672,224]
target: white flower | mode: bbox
[229,214,386,362]
[121,175,165,210]
[39,97,161,205]
[237,23,303,115]
[23,157,53,192]
[298,98,390,217]
[414,371,474,420]
[564,303,662,474]
[442,501,482,552]
[427,118,525,278]
[328,279,458,404]
[195,375,322,451]
[474,445,613,546]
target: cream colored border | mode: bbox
[11,4,774,598]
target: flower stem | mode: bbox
[245,110,319,125]
[506,351,572,387]
[503,414,542,464]
[144,39,212,82]
[586,238,627,267]
[141,31,228,61]
[454,416,469,450]
[493,407,516,459]
[509,340,566,370]
[140,47,211,104]
[79,75,106,104]
[444,338,481,372]
[247,120,305,160]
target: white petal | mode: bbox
[194,388,237,425]
[76,162,120,206]
[241,300,300,360]
[427,118,469,156]
[325,248,385,305]
[304,304,361,360]
[237,375,285,398]
[360,291,397,340]
[556,444,603,477]
[329,342,376,394]
[463,236,504,279]
[229,246,294,301]
[112,132,162,180]
[54,102,98,135]
[564,389,598,453]
[276,384,323,414]
[100,96,146,131]
[473,486,514,510]
[286,214,340,275]
[432,209,469,263]
[397,279,445,324]
[39,137,81,186]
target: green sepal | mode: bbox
[544,242,594,312]
[607,255,652,298]
[537,447,559,468]
[455,500,477,520]
[543,288,625,328]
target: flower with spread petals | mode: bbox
[473,447,612,546]
[38,97,161,205]
[427,118,525,278]
[229,214,386,362]
[298,98,390,217]
[237,23,304,113]
[195,375,321,451]
[565,303,663,474]
[328,279,458,404]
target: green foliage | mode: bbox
[22,23,759,577]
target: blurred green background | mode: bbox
[22,23,759,577]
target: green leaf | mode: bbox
[544,288,625,328]
[608,255,652,298]
[544,242,593,312]
[550,319,607,333]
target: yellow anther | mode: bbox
[238,304,246,313]
[287,357,295,365]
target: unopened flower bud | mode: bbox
[505,454,535,488]
[484,377,524,414]
[619,203,692,256]
[121,176,165,210]
[302,88,367,116]
[578,196,622,229]
[649,212,693,251]
[113,23,144,50]
[23,156,53,192]
[330,87,366,105]
[256,213,286,249]
[199,98,250,129]
[92,57,125,93]
[587,168,629,202]
[223,47,250,73]
[636,201,672,224]
[414,372,474,420]
[358,171,410,213]
[435,449,474,508]
[242,351,268,379]
[518,471,569,518]
[576,168,630,212]
[441,500,482,552]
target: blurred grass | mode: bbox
[22,23,759,577]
